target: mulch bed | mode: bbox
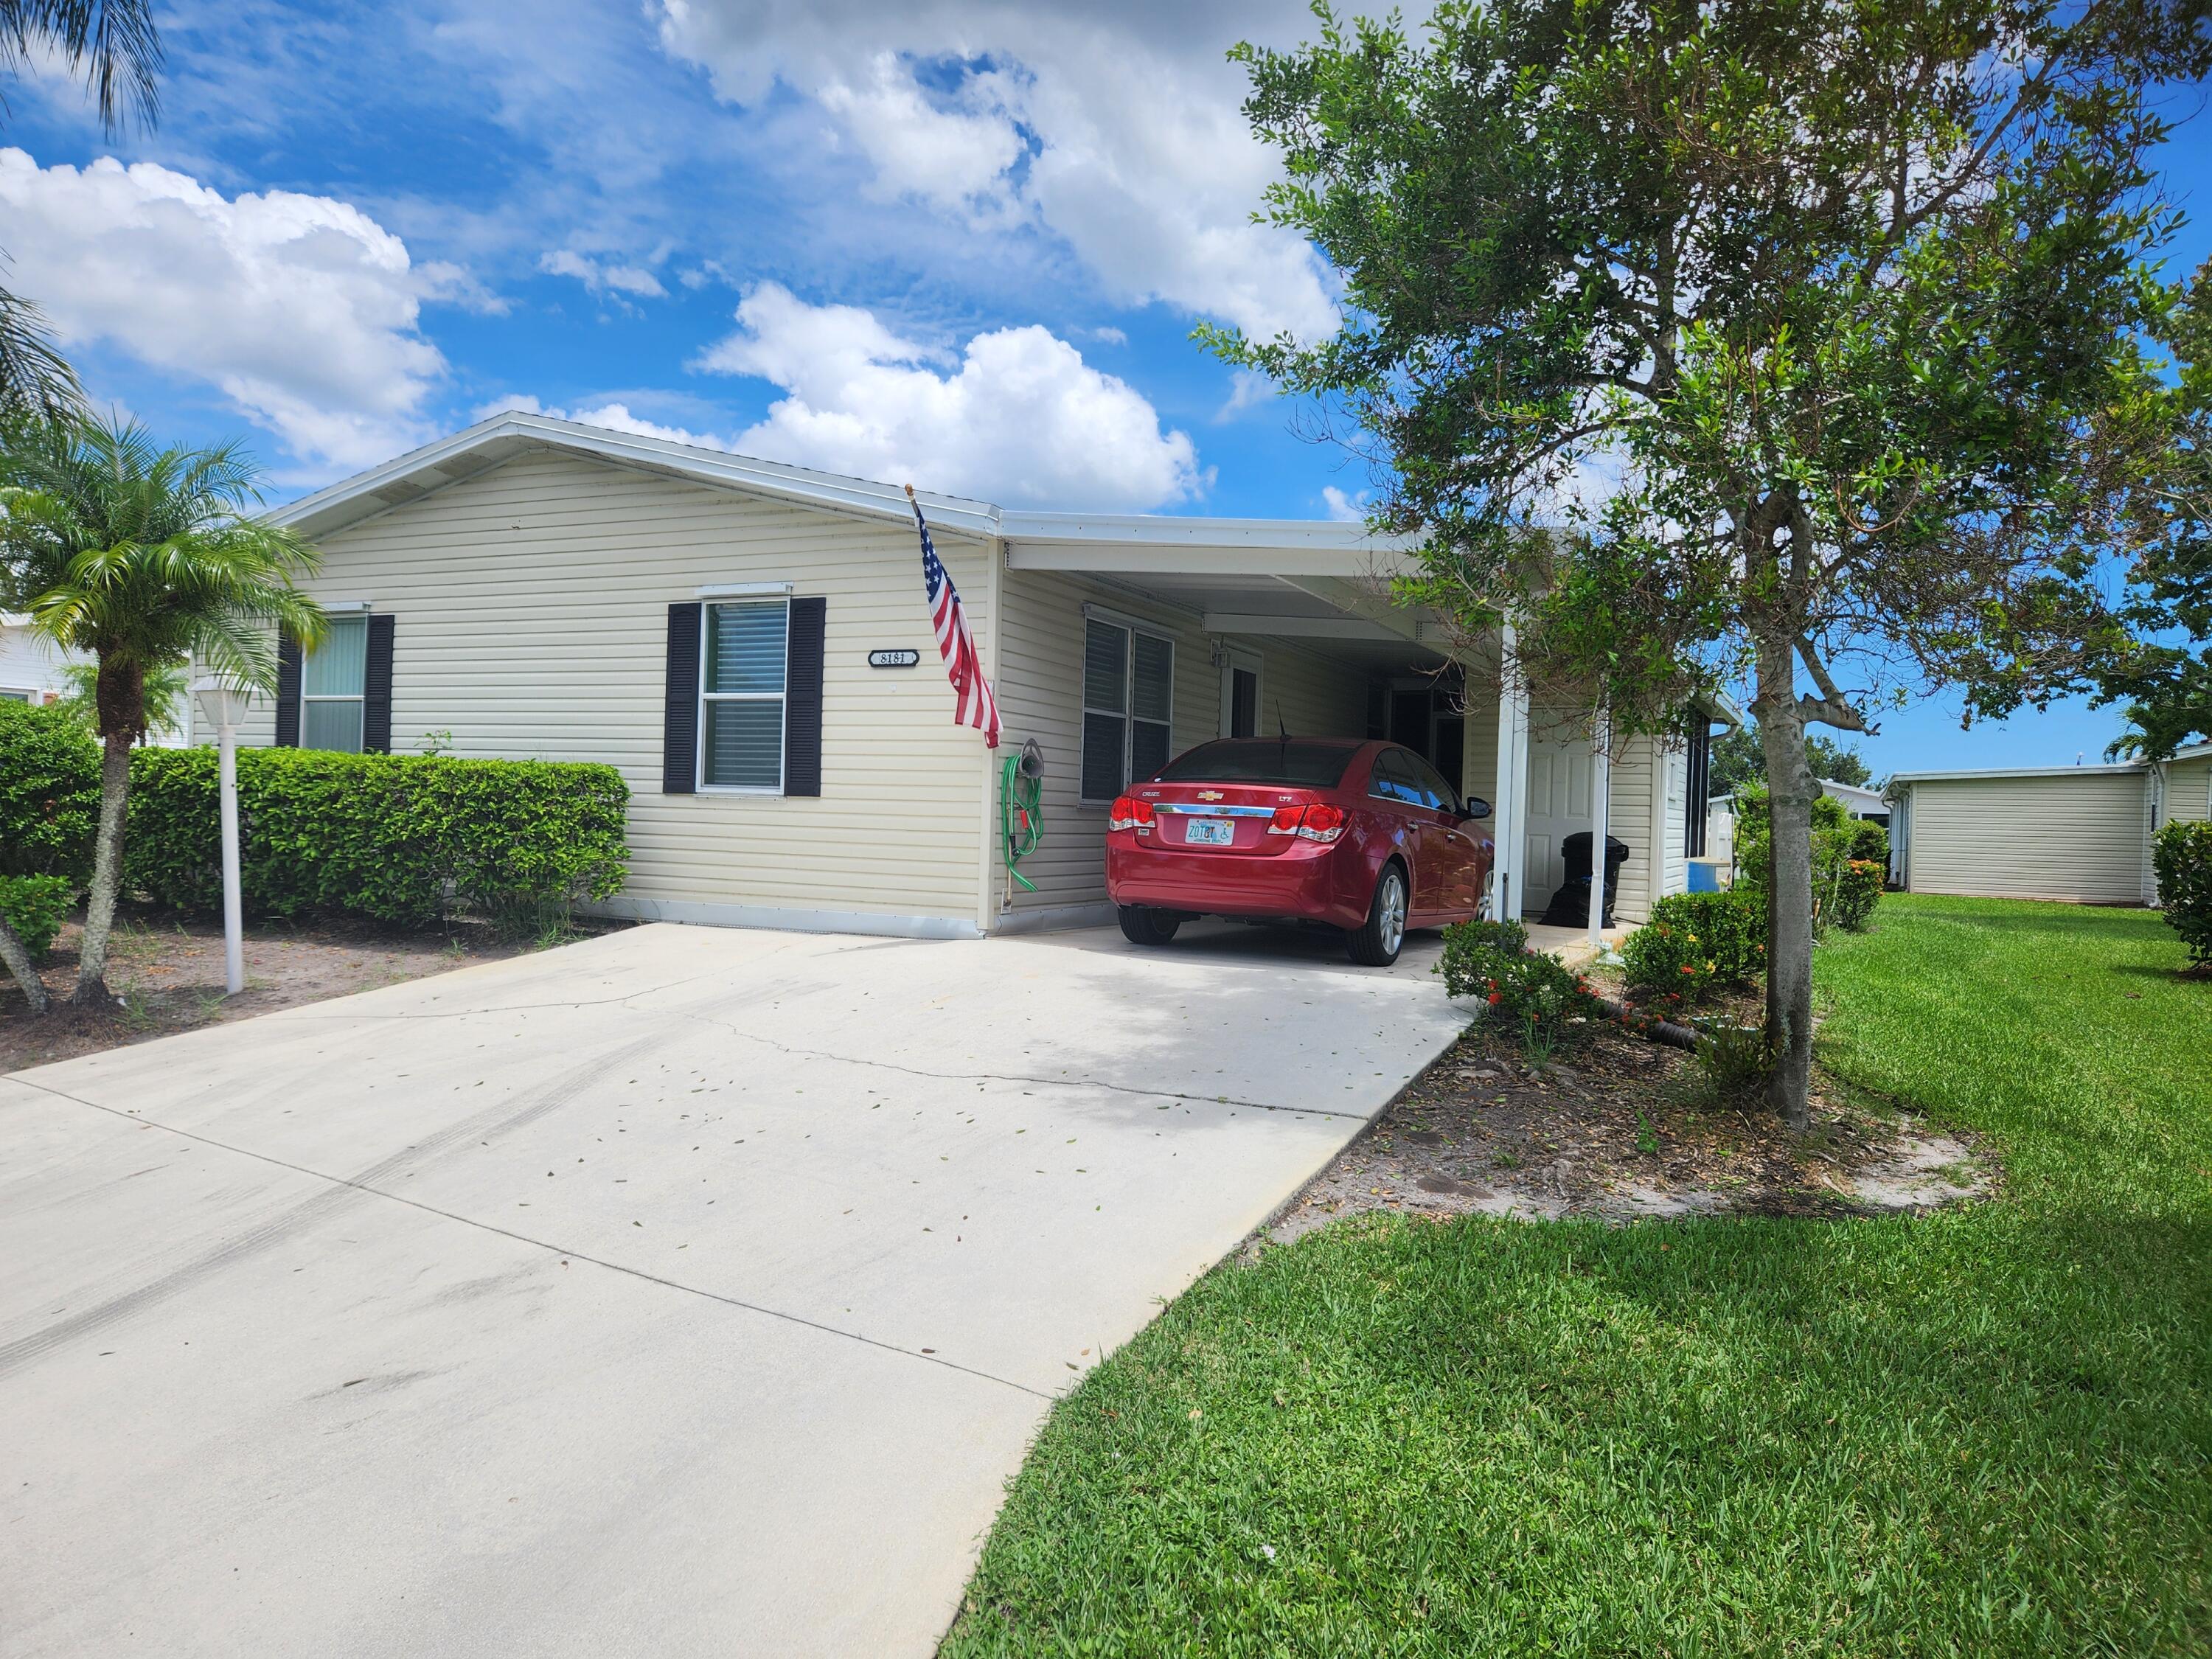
[1267,1006,1992,1240]
[1,904,610,1074]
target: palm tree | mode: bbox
[0,417,325,1004]
[0,1,164,417]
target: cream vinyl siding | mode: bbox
[1903,772,2151,903]
[243,449,994,928]
[989,564,1371,922]
[2161,757,2211,826]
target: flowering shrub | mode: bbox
[1437,917,1597,1050]
[1733,784,1885,935]
[1621,888,1764,1001]
[2153,820,2212,969]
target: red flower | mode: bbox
[1486,992,1503,1005]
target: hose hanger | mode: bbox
[1001,739,1044,896]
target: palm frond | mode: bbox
[0,0,163,134]
[0,285,86,422]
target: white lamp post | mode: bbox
[190,678,252,995]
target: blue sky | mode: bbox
[2,1,2205,779]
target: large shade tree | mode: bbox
[1214,0,2205,1127]
[0,419,324,1004]
[2098,257,2212,760]
[0,1,162,417]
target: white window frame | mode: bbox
[1079,614,1175,804]
[300,611,369,754]
[698,597,790,796]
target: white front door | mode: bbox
[1523,731,1594,916]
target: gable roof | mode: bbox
[269,413,1416,570]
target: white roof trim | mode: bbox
[267,411,1421,565]
[270,412,1003,540]
[1887,762,2148,785]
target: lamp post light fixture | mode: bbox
[190,678,253,995]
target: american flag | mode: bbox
[909,489,1001,748]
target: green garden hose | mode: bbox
[1001,748,1043,893]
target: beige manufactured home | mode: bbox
[1887,747,2212,905]
[258,412,1725,940]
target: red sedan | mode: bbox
[1105,737,1494,966]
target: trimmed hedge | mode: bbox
[0,874,72,958]
[1622,887,1766,999]
[127,748,630,932]
[2153,819,2212,969]
[0,698,100,883]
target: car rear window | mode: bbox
[1151,740,1361,789]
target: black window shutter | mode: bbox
[363,613,394,754]
[664,602,702,793]
[274,633,302,747]
[784,597,827,797]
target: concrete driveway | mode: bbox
[1,920,1467,1657]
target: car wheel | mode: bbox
[1118,905,1182,947]
[1346,863,1408,967]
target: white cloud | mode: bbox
[540,247,667,299]
[692,282,1201,507]
[1217,368,1275,421]
[0,148,449,468]
[650,2,1345,341]
[1321,485,1368,524]
[818,53,1028,215]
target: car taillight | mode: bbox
[1298,803,1346,844]
[1108,796,1155,832]
[1265,802,1346,843]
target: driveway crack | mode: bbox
[674,1010,1377,1120]
[2,1075,1051,1401]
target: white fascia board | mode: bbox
[1004,540,1417,578]
[1887,762,2148,785]
[1000,509,1419,552]
[1200,611,1405,641]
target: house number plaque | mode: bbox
[868,649,922,668]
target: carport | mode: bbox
[1,921,1468,1658]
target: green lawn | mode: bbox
[945,897,2212,1657]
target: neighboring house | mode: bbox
[1887,745,2212,904]
[0,612,70,706]
[1705,778,1888,874]
[251,411,1731,939]
[0,613,195,743]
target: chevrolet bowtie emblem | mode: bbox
[1198,790,1225,801]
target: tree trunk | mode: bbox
[72,731,133,1004]
[1753,634,1818,1132]
[0,909,48,1015]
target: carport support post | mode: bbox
[1587,708,1612,947]
[1491,622,1531,923]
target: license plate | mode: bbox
[1184,817,1234,846]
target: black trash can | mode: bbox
[1539,832,1631,928]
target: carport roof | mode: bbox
[270,411,1422,582]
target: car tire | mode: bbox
[1346,863,1408,967]
[1118,905,1182,947]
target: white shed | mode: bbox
[1887,745,2211,904]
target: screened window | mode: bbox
[1080,617,1173,801]
[302,613,367,753]
[701,601,787,790]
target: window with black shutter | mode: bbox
[1079,616,1173,801]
